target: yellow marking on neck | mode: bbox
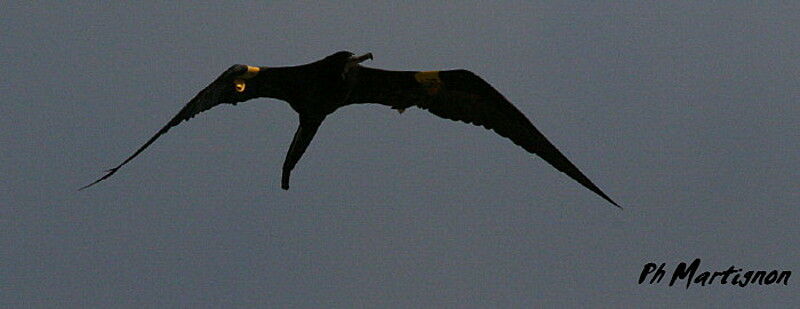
[240,66,261,79]
[414,71,442,95]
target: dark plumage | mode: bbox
[81,51,620,208]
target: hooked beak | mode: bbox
[342,53,373,79]
[350,53,373,63]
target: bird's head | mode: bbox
[327,51,373,64]
[323,51,373,80]
[326,51,357,61]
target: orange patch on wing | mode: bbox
[414,71,442,95]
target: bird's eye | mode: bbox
[234,79,246,92]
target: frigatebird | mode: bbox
[81,51,620,208]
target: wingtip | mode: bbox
[565,169,622,209]
[77,180,99,191]
[78,177,104,191]
[597,192,622,210]
[78,167,119,191]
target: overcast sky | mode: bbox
[3,2,798,307]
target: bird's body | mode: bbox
[82,51,620,208]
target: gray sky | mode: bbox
[3,2,798,307]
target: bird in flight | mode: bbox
[81,51,620,208]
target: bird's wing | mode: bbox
[348,67,620,208]
[80,65,264,190]
[281,114,325,190]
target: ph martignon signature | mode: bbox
[639,258,791,288]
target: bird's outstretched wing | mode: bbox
[348,67,620,208]
[80,64,263,190]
